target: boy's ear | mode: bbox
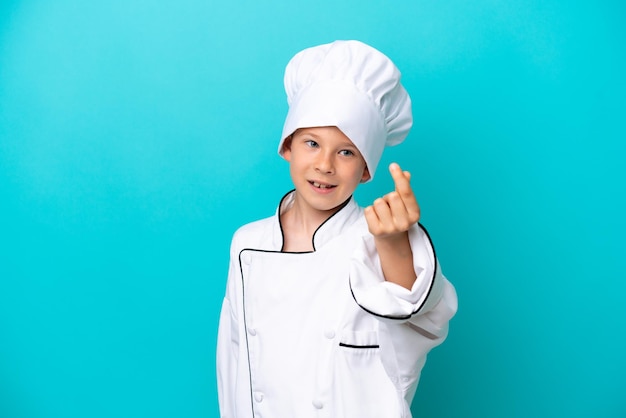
[282,136,293,161]
[360,166,371,183]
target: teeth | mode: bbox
[313,182,332,189]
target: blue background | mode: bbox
[1,1,624,417]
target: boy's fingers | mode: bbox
[386,192,413,230]
[389,163,413,198]
[389,163,419,215]
[364,205,383,235]
[373,198,393,224]
[385,192,407,215]
[367,165,422,235]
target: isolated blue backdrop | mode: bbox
[1,1,624,417]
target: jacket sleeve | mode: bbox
[349,223,457,327]
[216,234,242,418]
[349,223,458,405]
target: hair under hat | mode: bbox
[278,40,413,181]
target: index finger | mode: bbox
[389,162,413,197]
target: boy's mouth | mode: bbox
[309,181,336,189]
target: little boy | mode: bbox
[216,40,458,418]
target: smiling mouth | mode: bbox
[309,181,336,189]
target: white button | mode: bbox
[248,327,257,336]
[242,253,252,265]
[312,399,323,409]
[401,376,410,382]
[254,392,264,402]
[324,330,335,339]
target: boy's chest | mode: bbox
[240,239,355,330]
[238,228,378,339]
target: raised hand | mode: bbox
[364,163,420,239]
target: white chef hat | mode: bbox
[278,40,413,181]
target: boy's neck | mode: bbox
[280,193,342,252]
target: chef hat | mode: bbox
[278,40,412,181]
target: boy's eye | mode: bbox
[304,140,319,148]
[339,149,355,157]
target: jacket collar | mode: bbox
[273,190,363,252]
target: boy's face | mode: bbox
[283,126,370,214]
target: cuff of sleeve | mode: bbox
[349,223,442,321]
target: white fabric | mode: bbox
[216,192,458,418]
[278,40,413,180]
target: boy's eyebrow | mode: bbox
[293,129,320,139]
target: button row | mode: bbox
[247,328,335,339]
[252,392,324,409]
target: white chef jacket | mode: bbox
[216,191,457,418]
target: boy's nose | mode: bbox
[314,152,335,174]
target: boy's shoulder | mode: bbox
[230,213,278,252]
[234,214,275,237]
